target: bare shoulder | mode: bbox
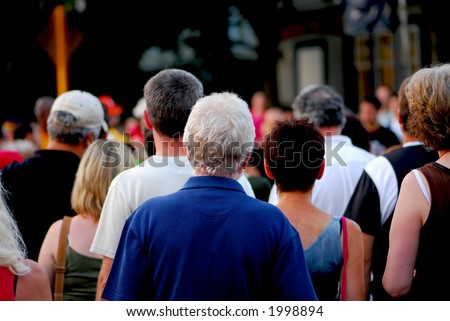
[48,219,63,234]
[344,217,362,233]
[343,217,363,242]
[15,259,52,301]
[43,219,64,244]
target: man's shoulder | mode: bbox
[1,151,41,181]
[111,158,192,185]
[348,143,376,160]
[236,194,286,220]
[130,190,185,218]
[332,135,375,162]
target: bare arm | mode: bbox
[382,172,428,297]
[37,220,62,290]
[15,259,52,301]
[96,256,113,300]
[344,219,365,300]
[362,233,374,300]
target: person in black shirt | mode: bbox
[344,77,438,300]
[1,90,108,260]
[358,95,401,155]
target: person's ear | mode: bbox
[240,152,252,171]
[397,107,403,126]
[83,132,94,148]
[264,159,274,179]
[143,109,153,130]
[317,159,325,180]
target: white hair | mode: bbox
[184,92,255,178]
[0,184,30,275]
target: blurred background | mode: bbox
[1,0,449,125]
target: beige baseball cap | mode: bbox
[48,90,108,132]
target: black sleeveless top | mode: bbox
[409,162,450,300]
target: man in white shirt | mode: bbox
[268,84,375,217]
[91,69,254,300]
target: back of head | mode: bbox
[47,90,108,146]
[398,75,413,135]
[34,96,55,123]
[184,92,255,178]
[144,69,204,138]
[264,119,325,192]
[375,85,392,108]
[406,63,450,150]
[71,139,136,222]
[361,95,382,111]
[292,84,346,128]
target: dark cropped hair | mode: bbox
[143,69,204,138]
[264,119,325,192]
[361,95,382,110]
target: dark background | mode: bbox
[1,0,283,124]
[2,0,450,126]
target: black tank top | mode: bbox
[409,162,450,300]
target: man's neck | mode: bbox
[402,133,417,145]
[46,140,85,158]
[153,131,187,157]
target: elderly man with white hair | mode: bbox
[102,91,317,301]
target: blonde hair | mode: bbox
[0,184,30,275]
[71,139,135,221]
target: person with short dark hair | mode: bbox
[91,69,256,300]
[268,84,375,218]
[264,119,365,300]
[358,95,400,155]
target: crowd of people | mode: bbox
[0,63,449,301]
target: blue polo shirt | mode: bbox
[103,176,317,301]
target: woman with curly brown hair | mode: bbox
[383,63,450,300]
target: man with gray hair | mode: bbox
[102,92,317,300]
[268,84,375,217]
[1,90,108,260]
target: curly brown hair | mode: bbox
[406,63,450,150]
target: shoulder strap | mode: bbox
[54,215,72,301]
[419,163,450,222]
[340,216,348,301]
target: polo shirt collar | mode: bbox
[182,176,246,194]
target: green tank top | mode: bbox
[63,244,101,301]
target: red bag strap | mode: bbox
[340,216,348,300]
